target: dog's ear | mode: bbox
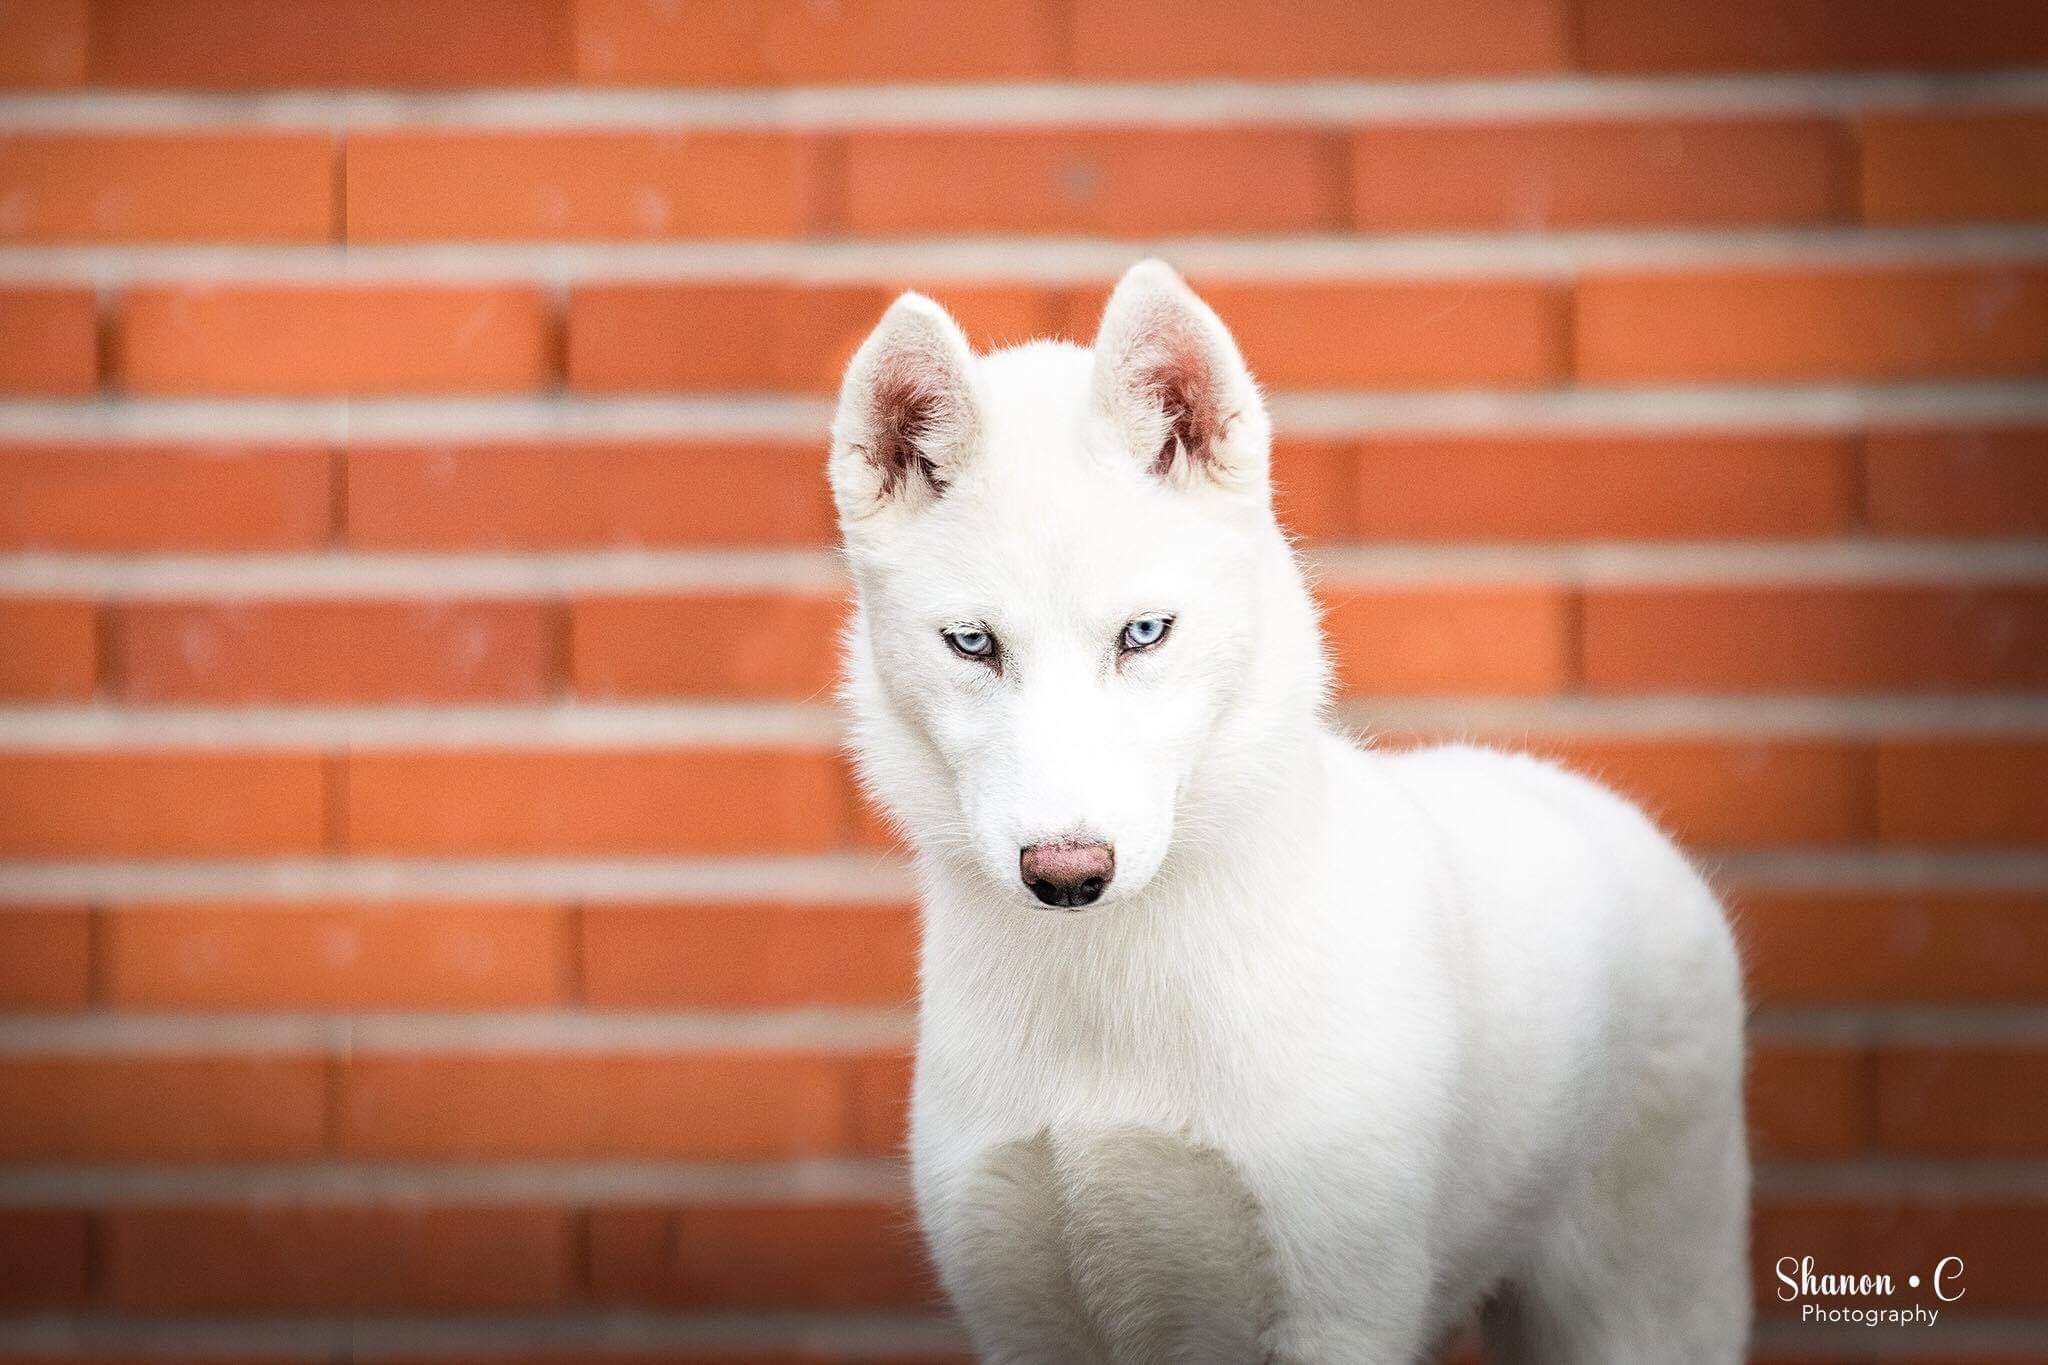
[830,291,981,531]
[1089,259,1270,499]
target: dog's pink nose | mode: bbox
[1020,839,1115,908]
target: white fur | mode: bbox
[832,261,1750,1363]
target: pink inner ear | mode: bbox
[1140,315,1232,479]
[865,356,948,501]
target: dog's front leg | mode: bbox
[1256,1193,1436,1365]
[1263,1278,1434,1365]
[924,1135,1115,1364]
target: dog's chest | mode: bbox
[945,1127,1280,1362]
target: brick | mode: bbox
[344,440,836,550]
[1351,118,1851,230]
[0,1054,326,1160]
[1532,738,1871,849]
[117,285,552,395]
[1353,431,1855,540]
[1753,1196,2048,1312]
[0,133,334,242]
[1579,0,2048,73]
[1195,278,1564,388]
[1062,278,1565,390]
[0,1356,327,1365]
[565,280,826,392]
[570,0,761,83]
[759,0,1058,83]
[1866,426,2048,536]
[1321,583,1573,696]
[1876,1046,2048,1157]
[1877,738,2048,846]
[347,131,811,241]
[107,1206,574,1312]
[1738,889,2048,1004]
[91,0,571,86]
[112,599,558,704]
[0,1358,334,1365]
[589,1200,929,1307]
[1748,1044,1871,1159]
[1071,0,1567,77]
[0,750,326,856]
[0,287,96,394]
[572,591,846,700]
[581,902,918,1008]
[1582,584,2048,693]
[0,599,97,700]
[338,1050,856,1159]
[343,748,848,854]
[0,1209,89,1308]
[105,902,571,1009]
[575,0,1059,84]
[1861,109,2048,224]
[842,129,1346,236]
[0,905,92,1009]
[851,1050,911,1157]
[0,1358,340,1365]
[568,282,1064,393]
[784,283,1065,390]
[1270,439,1358,541]
[0,442,333,551]
[1576,265,2048,383]
[0,0,86,86]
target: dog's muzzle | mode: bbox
[1020,839,1115,908]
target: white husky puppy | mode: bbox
[830,260,1749,1364]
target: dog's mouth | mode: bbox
[1027,896,1114,916]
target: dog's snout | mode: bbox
[1020,839,1115,908]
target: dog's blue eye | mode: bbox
[944,627,996,660]
[1121,615,1173,652]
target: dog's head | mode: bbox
[831,260,1323,913]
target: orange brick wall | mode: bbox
[0,2,2044,1361]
